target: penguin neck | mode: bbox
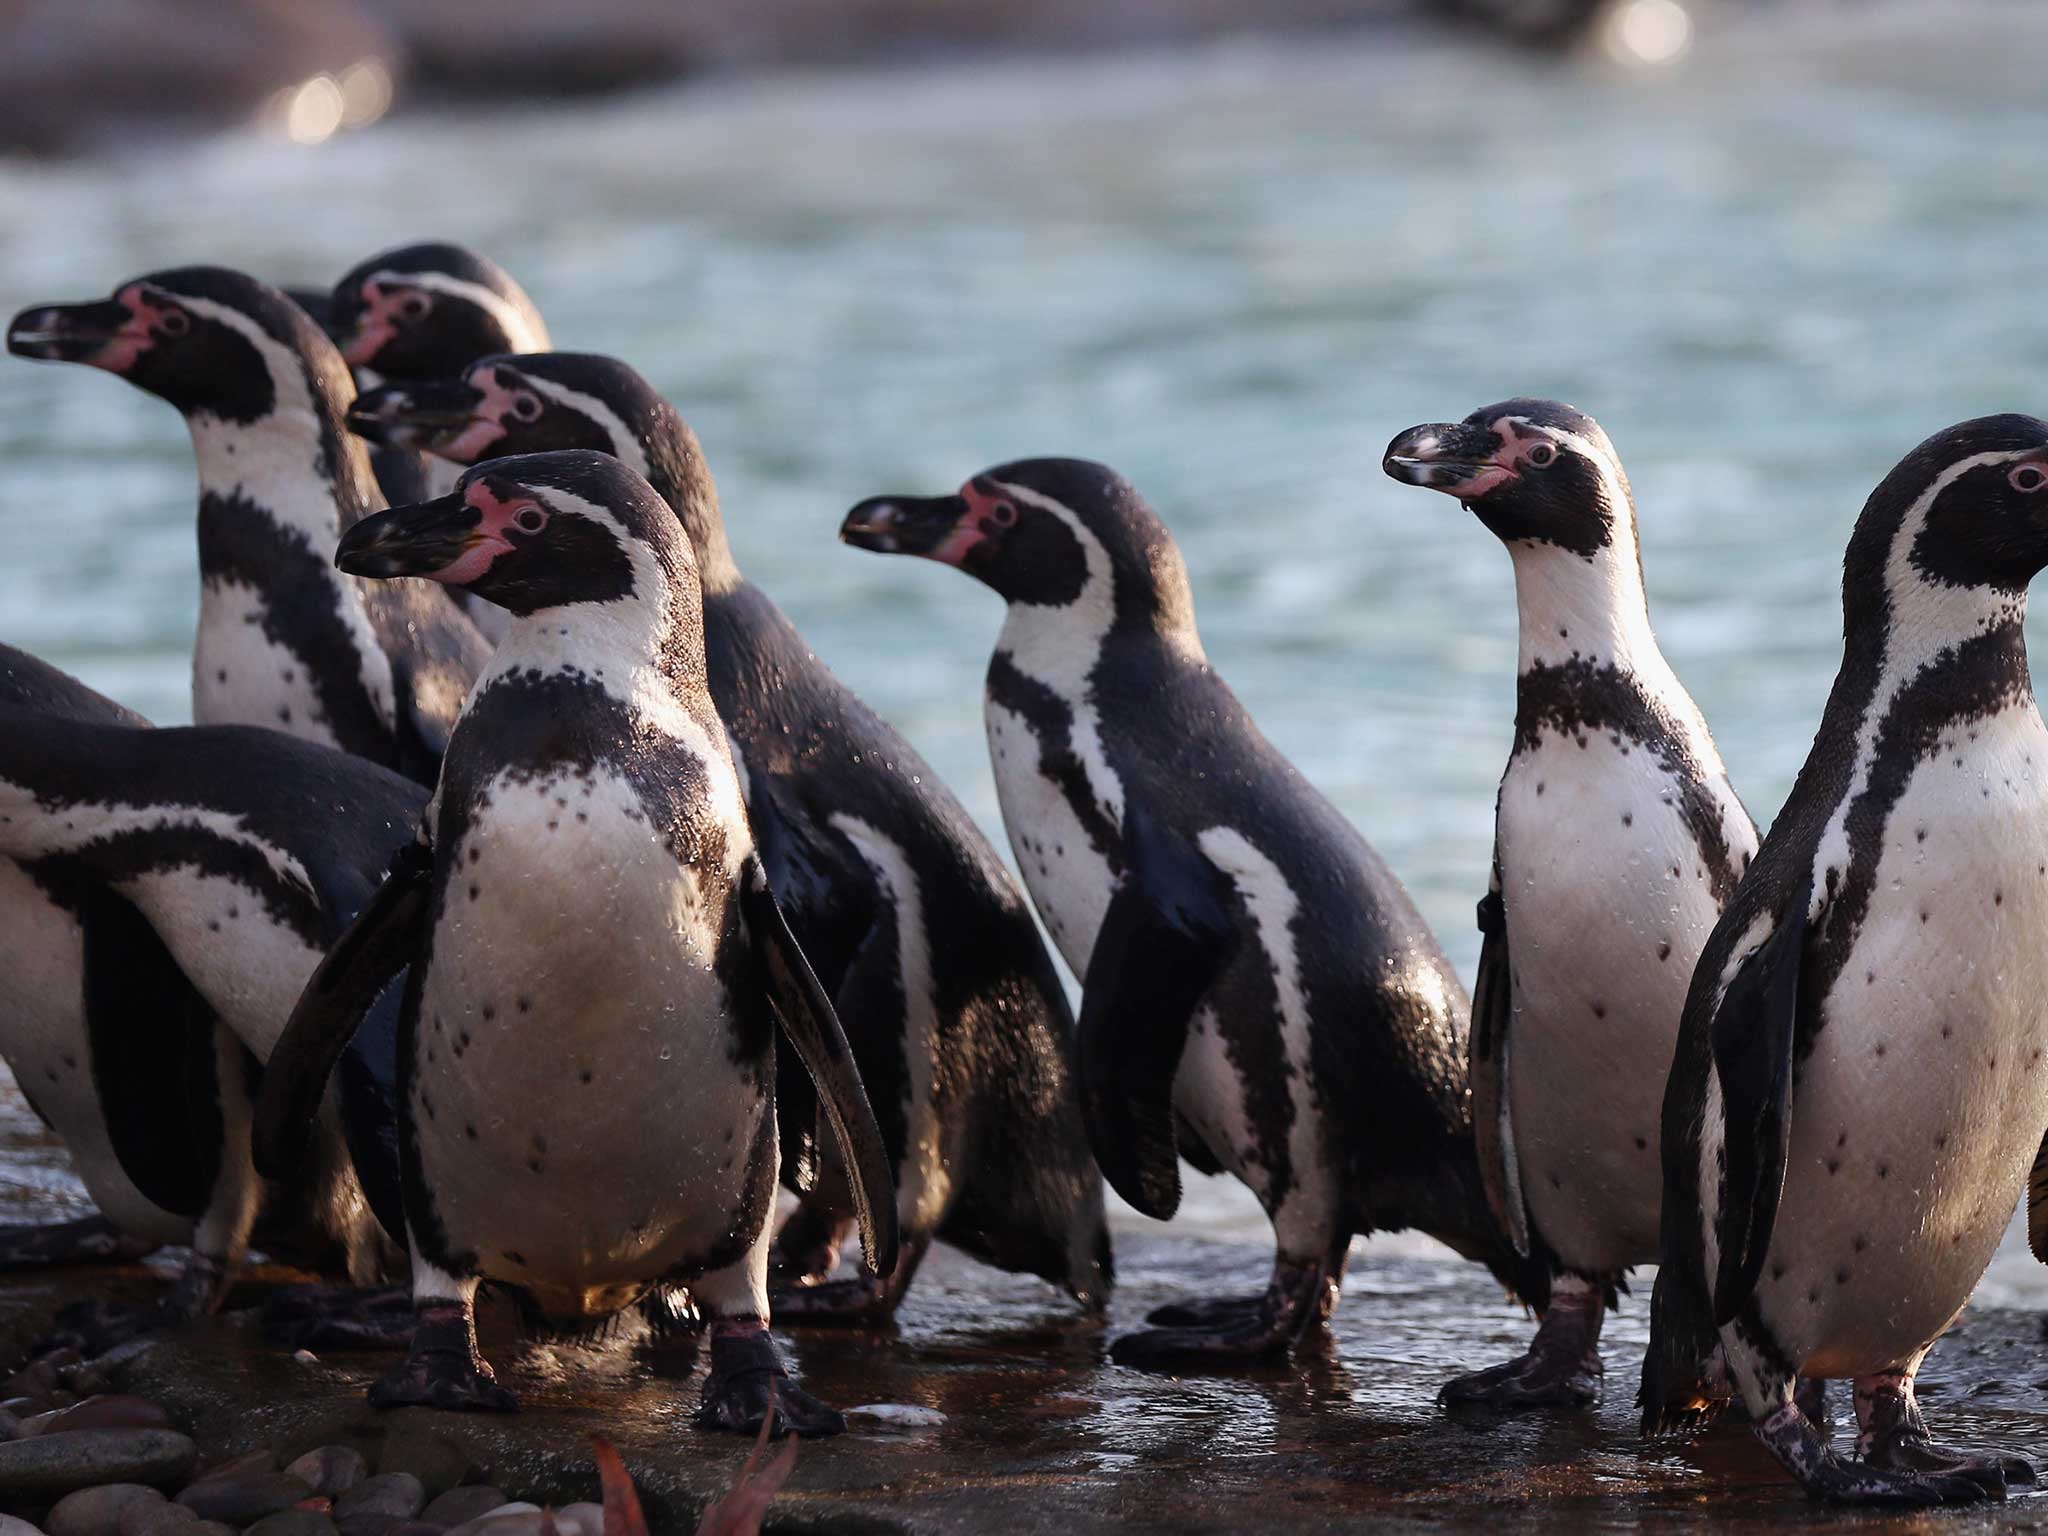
[1506,537,1663,680]
[484,563,713,726]
[637,422,741,597]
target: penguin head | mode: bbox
[7,267,346,423]
[842,458,1198,628]
[335,449,692,618]
[1854,414,2048,596]
[1383,399,1634,557]
[327,242,549,381]
[347,352,669,468]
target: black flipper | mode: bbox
[79,887,224,1219]
[739,857,900,1280]
[254,841,432,1183]
[1709,887,1810,1326]
[1076,802,1240,1222]
[1470,884,1529,1259]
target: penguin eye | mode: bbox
[990,501,1018,528]
[511,506,548,535]
[396,292,431,322]
[1525,441,1559,469]
[156,309,190,338]
[2010,464,2048,495]
[510,392,543,424]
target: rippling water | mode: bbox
[3,2,2046,1298]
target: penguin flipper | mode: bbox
[1077,805,1240,1223]
[741,857,901,1281]
[78,885,227,1219]
[1707,890,1810,1327]
[1471,886,1529,1259]
[254,841,432,1183]
[2028,1133,2048,1266]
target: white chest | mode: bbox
[1763,703,2048,1370]
[984,693,1120,977]
[413,766,765,1293]
[1496,731,1751,1268]
[192,578,386,747]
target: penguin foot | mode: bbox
[767,1276,896,1325]
[1143,1291,1266,1329]
[1438,1345,1603,1413]
[1756,1401,2002,1506]
[0,1215,158,1272]
[1867,1435,2033,1489]
[695,1320,843,1438]
[263,1283,416,1350]
[1111,1260,1332,1371]
[369,1301,518,1413]
[34,1249,230,1358]
[1853,1369,2030,1488]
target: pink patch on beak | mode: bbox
[924,481,1015,567]
[88,287,169,374]
[436,365,524,462]
[340,281,404,367]
[1456,465,1517,497]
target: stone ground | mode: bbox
[2,1238,2047,1534]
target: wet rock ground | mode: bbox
[0,1236,2045,1534]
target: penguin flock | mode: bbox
[2,243,2046,1508]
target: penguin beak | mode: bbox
[840,494,974,560]
[6,300,138,367]
[347,379,489,453]
[336,491,489,582]
[1383,423,1516,499]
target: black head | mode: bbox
[842,457,1196,625]
[328,242,549,381]
[8,266,345,423]
[1851,414,2048,599]
[1383,398,1632,557]
[334,449,690,618]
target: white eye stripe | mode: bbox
[366,268,548,351]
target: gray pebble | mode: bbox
[119,1502,196,1536]
[553,1504,605,1536]
[244,1515,339,1536]
[0,1515,45,1536]
[185,1450,271,1486]
[442,1507,539,1536]
[0,1432,197,1496]
[47,1484,162,1536]
[285,1448,366,1500]
[417,1490,505,1528]
[335,1472,425,1536]
[174,1472,314,1525]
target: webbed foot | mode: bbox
[264,1283,416,1350]
[1759,1401,2002,1505]
[369,1299,517,1412]
[695,1321,841,1438]
[1439,1270,1605,1415]
[1111,1259,1332,1370]
[0,1215,159,1272]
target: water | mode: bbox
[3,2,2047,1296]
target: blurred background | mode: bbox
[2,0,2045,1291]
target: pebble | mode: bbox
[554,1504,605,1536]
[175,1472,315,1525]
[0,1431,197,1496]
[186,1450,273,1485]
[374,1428,472,1501]
[244,1514,339,1536]
[334,1472,425,1536]
[286,1448,367,1500]
[0,1517,45,1536]
[417,1489,507,1527]
[847,1403,946,1428]
[442,1506,538,1536]
[47,1484,163,1536]
[120,1502,196,1536]
[184,1526,236,1536]
[19,1400,176,1440]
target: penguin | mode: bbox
[0,644,425,1341]
[1381,400,1758,1411]
[262,450,898,1435]
[841,459,1543,1366]
[1642,415,2048,1505]
[6,267,488,785]
[345,354,1111,1322]
[325,242,553,644]
[0,649,185,1274]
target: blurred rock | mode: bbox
[0,0,397,154]
[174,1472,315,1526]
[0,1433,197,1498]
[19,1400,176,1441]
[284,1448,367,1501]
[45,1484,162,1536]
[243,1514,339,1536]
[415,1489,505,1528]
